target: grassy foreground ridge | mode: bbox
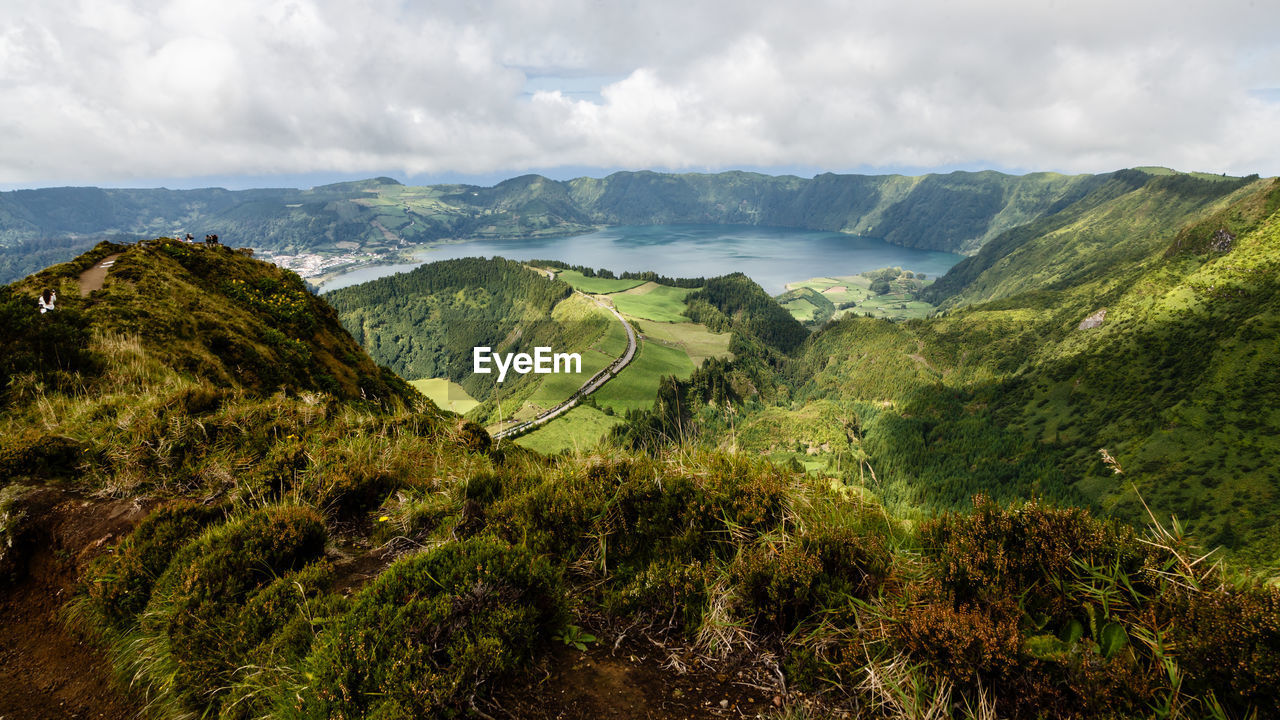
[1,232,1278,719]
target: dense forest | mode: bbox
[685,273,810,354]
[324,257,595,402]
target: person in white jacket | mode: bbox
[37,288,56,314]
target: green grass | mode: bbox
[516,312,631,418]
[634,320,732,366]
[784,273,937,322]
[513,405,623,454]
[593,339,696,413]
[408,378,479,415]
[517,348,614,419]
[609,282,693,323]
[781,297,822,323]
[590,312,632,358]
[555,269,645,294]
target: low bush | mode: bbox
[293,536,563,719]
[0,484,36,582]
[136,505,328,715]
[1167,583,1280,716]
[922,495,1153,618]
[732,526,890,634]
[83,500,224,627]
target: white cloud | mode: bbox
[2,0,1279,185]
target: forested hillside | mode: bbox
[325,257,602,407]
[4,168,1251,284]
[615,175,1280,567]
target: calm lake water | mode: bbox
[319,225,964,295]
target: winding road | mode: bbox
[492,274,638,441]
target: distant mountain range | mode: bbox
[0,167,1256,284]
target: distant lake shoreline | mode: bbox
[317,224,964,295]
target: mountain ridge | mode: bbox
[1,167,1258,285]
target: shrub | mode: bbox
[893,598,1022,687]
[733,526,891,634]
[217,562,341,720]
[138,505,328,714]
[605,559,711,630]
[454,420,491,453]
[295,537,563,719]
[83,500,224,627]
[922,496,1151,617]
[1168,583,1280,716]
[488,473,607,561]
[0,484,36,582]
[732,542,823,631]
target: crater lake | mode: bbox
[317,224,964,295]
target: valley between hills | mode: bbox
[1,166,1278,719]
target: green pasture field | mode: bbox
[609,282,692,322]
[408,378,479,415]
[555,269,646,294]
[513,405,623,454]
[785,273,937,322]
[781,296,823,323]
[510,300,630,418]
[592,339,695,413]
[634,320,732,366]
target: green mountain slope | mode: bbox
[325,257,616,424]
[2,238,412,404]
[615,176,1280,567]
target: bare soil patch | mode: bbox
[488,638,789,720]
[0,488,149,719]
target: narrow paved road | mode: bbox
[492,286,638,441]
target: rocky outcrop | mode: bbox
[1078,308,1106,330]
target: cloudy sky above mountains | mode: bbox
[3,0,1279,188]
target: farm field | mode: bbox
[633,320,732,366]
[504,304,629,420]
[513,405,624,454]
[592,339,696,413]
[408,378,479,414]
[608,282,692,322]
[783,272,938,322]
[554,269,645,293]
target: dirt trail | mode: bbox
[0,489,148,719]
[490,641,788,719]
[78,254,121,297]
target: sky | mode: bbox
[2,0,1279,189]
